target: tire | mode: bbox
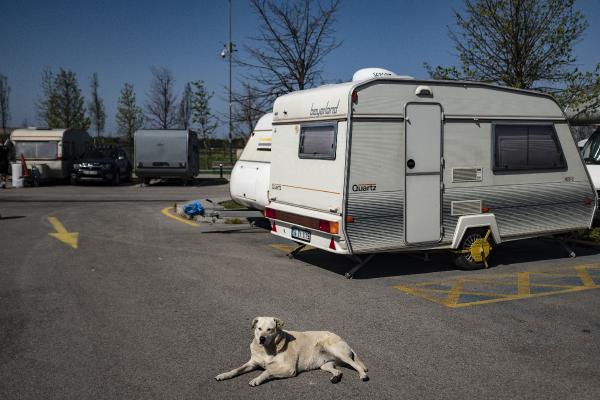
[70,176,79,185]
[454,228,493,270]
[112,171,120,186]
[143,177,151,186]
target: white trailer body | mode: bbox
[266,78,596,260]
[10,128,90,180]
[134,129,199,180]
[230,113,273,210]
[580,128,600,193]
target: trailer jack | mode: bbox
[287,243,307,259]
[345,254,377,279]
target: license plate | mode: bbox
[291,227,311,242]
[83,170,98,175]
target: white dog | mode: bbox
[215,317,369,386]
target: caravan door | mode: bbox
[404,103,442,244]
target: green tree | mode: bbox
[0,74,10,134]
[425,0,599,113]
[36,68,55,127]
[39,68,90,130]
[191,80,217,168]
[88,73,106,137]
[116,83,144,153]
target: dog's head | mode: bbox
[252,317,284,346]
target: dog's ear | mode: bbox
[252,318,259,329]
[274,318,284,330]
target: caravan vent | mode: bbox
[451,200,482,216]
[452,167,482,183]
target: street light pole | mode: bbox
[228,0,233,164]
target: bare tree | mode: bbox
[145,66,178,129]
[424,0,599,113]
[116,83,144,153]
[88,73,106,137]
[232,83,269,144]
[239,0,342,103]
[177,82,193,129]
[0,74,10,134]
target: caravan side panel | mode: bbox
[270,121,347,213]
[345,121,405,253]
[440,121,594,243]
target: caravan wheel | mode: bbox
[454,228,494,270]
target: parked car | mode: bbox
[71,146,132,185]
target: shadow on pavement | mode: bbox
[0,215,26,220]
[143,177,228,187]
[288,238,600,279]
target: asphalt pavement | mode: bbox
[1,181,600,399]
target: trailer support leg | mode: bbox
[559,241,576,258]
[345,254,376,279]
[539,236,577,258]
[287,244,306,259]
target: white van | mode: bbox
[265,76,596,275]
[10,128,91,180]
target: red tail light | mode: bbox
[329,237,336,250]
[352,90,358,104]
[318,220,339,234]
[271,221,277,232]
[265,207,277,219]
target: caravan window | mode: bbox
[15,141,58,160]
[298,123,337,160]
[493,124,566,172]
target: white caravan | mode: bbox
[580,127,600,192]
[10,128,91,180]
[230,113,273,210]
[264,77,596,275]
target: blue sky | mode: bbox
[1,0,599,136]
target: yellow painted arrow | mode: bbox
[48,217,79,249]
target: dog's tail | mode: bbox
[351,350,368,372]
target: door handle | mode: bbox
[407,159,415,169]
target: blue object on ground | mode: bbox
[183,200,205,216]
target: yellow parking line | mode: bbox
[517,272,530,296]
[161,207,200,227]
[576,265,598,287]
[394,264,600,308]
[445,280,464,306]
[447,287,592,308]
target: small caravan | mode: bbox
[264,74,596,274]
[580,127,600,192]
[10,128,90,180]
[230,113,273,210]
[134,129,199,184]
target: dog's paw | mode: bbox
[330,374,342,384]
[215,373,228,381]
[249,378,262,387]
[360,374,369,382]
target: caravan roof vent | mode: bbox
[415,85,433,97]
[352,68,392,82]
